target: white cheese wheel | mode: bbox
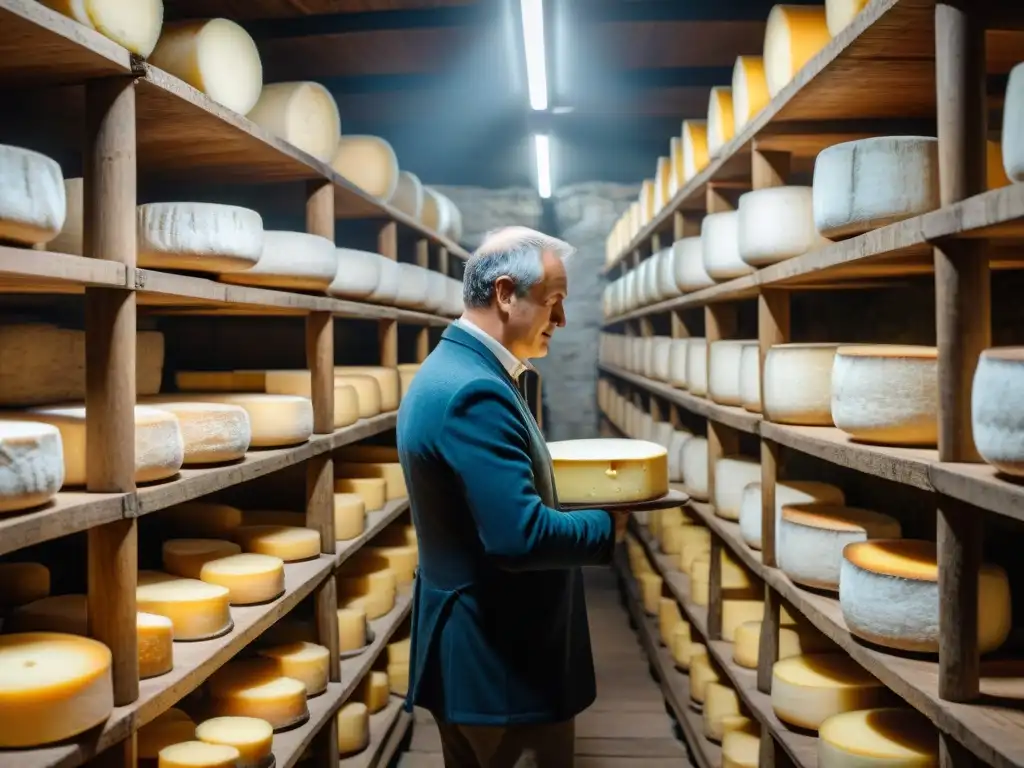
[840,539,1011,654]
[702,212,752,281]
[656,246,682,300]
[707,87,736,158]
[722,723,761,768]
[171,394,313,448]
[334,493,366,541]
[1003,64,1024,182]
[0,562,50,610]
[0,145,65,246]
[689,650,720,705]
[331,136,399,201]
[681,436,709,501]
[713,455,761,521]
[547,438,669,504]
[195,716,273,768]
[337,606,367,652]
[149,20,263,116]
[972,348,1024,476]
[739,480,846,551]
[826,0,870,35]
[683,121,710,182]
[337,702,370,756]
[732,56,769,132]
[258,641,329,696]
[160,502,243,538]
[247,82,340,162]
[137,612,174,679]
[329,248,383,300]
[39,0,163,56]
[422,187,451,234]
[366,256,400,304]
[47,177,83,255]
[208,659,309,729]
[673,236,714,293]
[0,421,64,513]
[23,404,183,486]
[739,343,761,413]
[144,401,251,464]
[391,171,424,217]
[668,340,689,389]
[703,682,741,742]
[158,740,240,768]
[818,708,938,768]
[764,5,831,97]
[335,367,400,411]
[394,263,431,309]
[831,345,938,446]
[201,553,286,605]
[772,653,888,731]
[163,538,242,579]
[258,369,361,428]
[778,505,901,591]
[0,632,113,748]
[813,137,940,238]
[738,186,828,266]
[668,431,692,482]
[137,571,232,640]
[234,525,320,562]
[139,709,197,760]
[137,202,263,273]
[686,338,708,396]
[763,343,841,425]
[335,477,386,511]
[733,620,833,669]
[423,271,449,312]
[709,340,757,406]
[220,230,336,291]
[650,337,672,381]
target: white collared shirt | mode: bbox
[456,317,530,381]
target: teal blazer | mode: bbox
[396,324,614,725]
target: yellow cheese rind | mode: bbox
[772,653,888,731]
[337,552,397,620]
[733,620,833,669]
[722,722,761,768]
[764,5,831,97]
[723,599,765,642]
[208,659,310,729]
[337,606,368,652]
[336,461,406,500]
[138,612,174,679]
[139,708,197,759]
[158,740,240,768]
[703,682,742,742]
[331,135,400,200]
[689,651,720,705]
[258,641,330,697]
[335,477,387,511]
[818,707,938,767]
[234,524,321,562]
[707,87,736,158]
[334,493,366,541]
[547,438,669,503]
[388,662,410,696]
[337,702,370,756]
[137,571,232,641]
[682,121,710,182]
[732,56,769,131]
[357,670,390,713]
[334,367,400,411]
[194,716,273,768]
[367,544,418,586]
[162,538,243,580]
[200,553,286,605]
[261,369,363,427]
[40,0,164,57]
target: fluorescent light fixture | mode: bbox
[521,0,548,110]
[534,133,552,199]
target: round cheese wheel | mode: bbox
[738,186,829,266]
[145,401,251,465]
[723,599,766,641]
[137,202,264,273]
[972,348,1024,476]
[368,544,418,586]
[645,251,667,305]
[389,661,409,696]
[722,722,761,768]
[329,248,383,300]
[0,421,64,513]
[733,619,834,669]
[656,247,682,300]
[669,621,695,670]
[764,5,831,97]
[813,136,940,238]
[335,477,386,511]
[258,641,329,697]
[679,526,711,575]
[840,539,1011,654]
[394,263,430,309]
[739,343,761,413]
[709,340,757,406]
[702,212,752,281]
[335,367,400,411]
[139,709,197,759]
[137,611,174,679]
[547,438,669,504]
[651,337,673,382]
[331,135,399,200]
[242,370,360,429]
[201,553,286,605]
[391,171,424,218]
[158,740,240,768]
[0,144,65,246]
[690,651,720,705]
[683,120,710,182]
[234,524,321,562]
[732,55,769,132]
[681,436,709,501]
[163,538,243,579]
[247,82,340,162]
[175,393,313,448]
[338,553,397,620]
[334,492,366,541]
[423,270,448,313]
[421,187,451,234]
[739,479,846,551]
[358,670,391,713]
[331,374,382,420]
[686,338,708,396]
[763,343,841,425]
[195,716,274,768]
[713,455,761,521]
[637,571,663,615]
[337,701,370,756]
[818,707,938,767]
[667,430,692,482]
[778,505,901,591]
[668,339,689,388]
[658,596,683,647]
[336,460,406,500]
[367,256,400,304]
[137,571,232,640]
[772,653,888,731]
[703,682,741,742]
[831,345,938,446]
[337,606,368,652]
[208,659,309,729]
[707,87,735,158]
[220,230,336,291]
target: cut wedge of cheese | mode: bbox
[713,455,760,521]
[733,620,834,669]
[168,393,313,448]
[335,367,401,411]
[332,136,400,201]
[220,230,336,291]
[764,5,831,97]
[732,56,769,132]
[160,502,243,538]
[247,82,340,162]
[682,121,710,182]
[708,87,736,158]
[547,438,668,504]
[818,708,939,767]
[702,212,751,281]
[738,186,828,266]
[722,722,761,768]
[709,340,757,407]
[840,539,1011,653]
[158,740,240,768]
[208,659,309,729]
[337,606,368,652]
[259,641,330,697]
[703,682,742,742]
[358,670,390,713]
[335,477,386,511]
[201,553,286,605]
[763,343,841,425]
[39,0,163,56]
[163,538,243,579]
[972,348,1024,477]
[681,436,709,502]
[0,562,50,610]
[234,525,321,562]
[195,716,273,768]
[0,421,64,513]
[258,369,361,428]
[337,702,370,756]
[144,400,251,464]
[139,709,197,760]
[0,145,65,246]
[826,0,870,37]
[137,202,263,273]
[0,632,113,748]
[772,653,888,731]
[137,571,232,640]
[739,480,846,551]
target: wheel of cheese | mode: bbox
[389,635,411,665]
[163,538,243,579]
[220,230,336,291]
[247,82,340,162]
[669,136,684,196]
[259,641,329,697]
[334,493,366,541]
[723,599,765,641]
[640,179,656,226]
[1003,64,1024,182]
[707,87,736,158]
[330,374,382,420]
[637,571,663,615]
[139,709,197,760]
[259,369,363,427]
[738,186,829,266]
[149,19,263,116]
[394,263,430,309]
[137,202,263,273]
[656,247,682,300]
[174,394,313,448]
[328,248,383,300]
[709,340,756,406]
[336,477,386,511]
[650,337,672,382]
[389,661,410,696]
[739,344,761,413]
[46,177,83,255]
[972,348,1024,476]
[739,480,846,551]
[703,682,741,742]
[778,505,901,591]
[137,612,174,679]
[669,620,693,669]
[233,524,321,562]
[654,157,672,213]
[763,343,841,425]
[137,571,232,640]
[337,702,370,756]
[648,251,669,304]
[732,56,769,132]
[201,553,286,605]
[195,716,273,768]
[831,346,938,446]
[713,455,761,521]
[24,404,183,486]
[335,367,401,411]
[722,722,761,768]
[691,553,757,606]
[733,620,834,669]
[0,562,50,610]
[818,708,938,767]
[826,0,870,36]
[208,659,309,729]
[40,0,163,56]
[658,597,683,646]
[358,670,391,713]
[662,341,687,391]
[337,552,397,619]
[368,544,418,586]
[772,653,888,731]
[547,438,668,504]
[391,170,424,217]
[158,741,240,768]
[681,436,709,501]
[160,502,243,538]
[679,526,711,575]
[0,145,65,246]
[366,256,400,304]
[686,338,708,396]
[331,135,399,200]
[0,421,64,513]
[446,277,464,317]
[144,401,251,465]
[423,270,449,313]
[0,324,83,406]
[764,5,831,97]
[702,212,751,281]
[840,539,1011,653]
[667,432,692,487]
[812,137,940,238]
[337,606,368,652]
[689,651,720,706]
[683,121,710,183]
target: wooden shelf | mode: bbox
[340,697,407,768]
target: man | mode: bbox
[397,226,628,767]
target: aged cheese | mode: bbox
[260,370,361,427]
[739,343,761,413]
[358,670,390,713]
[738,186,828,266]
[47,177,83,255]
[334,493,366,541]
[139,709,197,760]
[818,708,938,768]
[158,741,240,768]
[259,641,329,697]
[336,477,386,511]
[388,635,411,665]
[0,562,50,610]
[389,662,409,696]
[686,338,708,396]
[669,620,695,669]
[763,343,841,425]
[651,337,673,381]
[709,340,757,406]
[161,502,243,538]
[779,505,901,591]
[689,651,720,705]
[732,56,769,132]
[840,539,1011,653]
[673,237,714,294]
[162,538,242,579]
[330,374,382,420]
[209,659,309,729]
[654,156,673,212]
[0,632,113,748]
[391,171,424,219]
[547,438,668,504]
[367,544,418,586]
[194,717,273,768]
[329,248,383,300]
[658,597,683,647]
[137,202,263,273]
[772,653,888,731]
[972,348,1024,476]
[702,212,752,281]
[394,263,430,309]
[0,145,65,246]
[39,0,163,55]
[234,525,320,562]
[24,404,183,485]
[221,230,336,291]
[683,121,710,182]
[733,620,833,669]
[337,461,406,500]
[137,330,166,397]
[707,87,736,158]
[692,550,755,607]
[681,436,709,501]
[337,702,370,756]
[0,324,81,405]
[722,722,761,768]
[332,135,399,200]
[422,187,451,233]
[144,401,251,465]
[338,554,397,620]
[812,137,940,238]
[138,571,231,640]
[1004,64,1024,182]
[172,393,313,448]
[337,606,368,652]
[335,367,400,411]
[764,5,831,97]
[668,429,692,481]
[248,82,340,162]
[0,421,64,513]
[704,682,742,742]
[739,480,846,551]
[637,571,663,616]
[713,455,761,521]
[201,553,286,605]
[831,345,938,446]
[679,526,711,575]
[670,137,684,196]
[826,0,870,36]
[137,612,174,679]
[639,179,656,225]
[723,599,765,642]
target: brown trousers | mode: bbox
[435,718,575,768]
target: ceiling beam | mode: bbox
[242,2,494,39]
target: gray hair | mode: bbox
[462,226,575,308]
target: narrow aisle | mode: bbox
[398,566,692,767]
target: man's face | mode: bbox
[501,250,567,360]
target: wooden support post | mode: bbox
[934,0,988,703]
[707,535,723,641]
[306,181,336,434]
[759,290,790,567]
[415,239,431,361]
[706,185,735,215]
[673,212,700,241]
[379,222,399,367]
[751,148,791,190]
[757,588,782,694]
[84,76,138,709]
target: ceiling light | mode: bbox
[520,0,548,111]
[534,133,552,199]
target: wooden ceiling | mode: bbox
[164,0,818,187]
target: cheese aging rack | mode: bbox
[0,1,463,766]
[599,2,1024,768]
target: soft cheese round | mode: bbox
[739,479,846,551]
[686,338,708,396]
[0,144,65,246]
[0,421,64,513]
[220,230,336,291]
[145,401,251,465]
[138,202,263,273]
[772,653,888,731]
[713,455,761,521]
[367,256,400,304]
[703,682,742,742]
[394,263,430,309]
[764,343,842,425]
[329,248,383,299]
[818,707,938,767]
[972,348,1024,476]
[331,135,400,201]
[547,438,668,503]
[702,212,752,281]
[738,186,829,266]
[709,340,757,406]
[247,82,341,162]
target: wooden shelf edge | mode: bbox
[0,492,126,558]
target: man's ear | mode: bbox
[493,276,517,312]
